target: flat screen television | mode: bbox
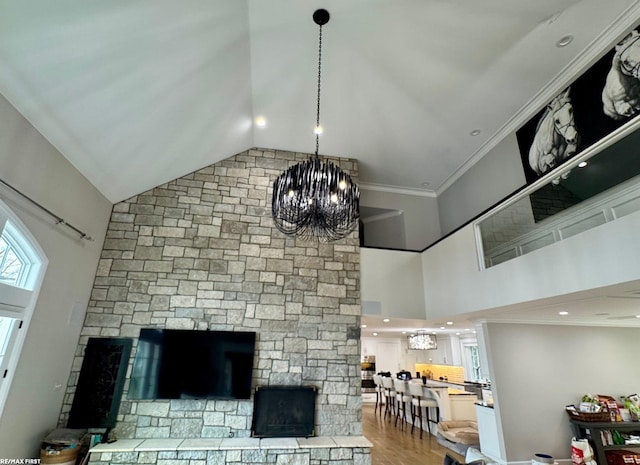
[128,328,256,400]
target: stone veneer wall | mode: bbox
[61,148,362,440]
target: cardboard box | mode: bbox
[606,450,640,465]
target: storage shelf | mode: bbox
[569,419,640,465]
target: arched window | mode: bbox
[0,201,46,417]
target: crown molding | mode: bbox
[359,182,437,198]
[435,4,640,197]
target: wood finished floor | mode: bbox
[362,402,464,465]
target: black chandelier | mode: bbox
[271,9,360,242]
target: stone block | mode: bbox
[137,402,171,417]
[255,305,284,320]
[266,259,293,273]
[170,418,204,437]
[153,227,186,238]
[84,313,122,328]
[317,283,346,298]
[205,450,227,465]
[170,295,196,307]
[275,453,310,465]
[136,426,171,438]
[203,411,224,425]
[197,225,221,237]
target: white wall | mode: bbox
[421,209,640,319]
[360,188,441,251]
[362,335,457,374]
[361,337,403,374]
[361,248,426,320]
[437,134,526,236]
[483,322,640,462]
[362,212,406,250]
[0,93,112,457]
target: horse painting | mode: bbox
[602,30,640,120]
[528,88,580,181]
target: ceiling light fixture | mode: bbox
[361,324,367,328]
[373,332,378,336]
[578,161,588,168]
[470,129,481,136]
[446,321,453,325]
[556,34,574,48]
[255,116,267,128]
[383,318,390,323]
[559,311,569,316]
[271,9,360,242]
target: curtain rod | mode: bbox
[0,178,93,241]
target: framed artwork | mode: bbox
[516,25,640,220]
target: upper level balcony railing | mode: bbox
[475,117,640,269]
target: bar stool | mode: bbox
[423,388,441,435]
[393,378,411,430]
[381,376,396,419]
[409,382,439,438]
[372,374,385,416]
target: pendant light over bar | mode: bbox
[271,9,360,242]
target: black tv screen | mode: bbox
[128,329,256,400]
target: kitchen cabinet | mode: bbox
[569,419,640,465]
[476,403,504,462]
[450,394,478,421]
[361,355,376,390]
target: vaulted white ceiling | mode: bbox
[1,0,639,203]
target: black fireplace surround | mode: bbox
[251,385,317,438]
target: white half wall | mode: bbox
[484,322,640,462]
[361,248,426,320]
[421,209,640,318]
[0,93,112,457]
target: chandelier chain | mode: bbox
[315,23,323,157]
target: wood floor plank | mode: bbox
[362,403,464,465]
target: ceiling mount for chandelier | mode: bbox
[271,9,360,242]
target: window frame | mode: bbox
[0,199,47,418]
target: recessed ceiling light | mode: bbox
[470,129,481,136]
[440,326,445,330]
[373,332,378,336]
[421,182,430,187]
[361,324,367,328]
[383,318,390,323]
[559,311,569,316]
[578,161,588,168]
[446,321,453,325]
[432,331,437,335]
[401,331,407,334]
[456,332,461,336]
[556,34,574,48]
[636,315,640,319]
[464,328,470,331]
[255,116,267,128]
[472,330,476,334]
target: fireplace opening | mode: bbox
[251,385,317,438]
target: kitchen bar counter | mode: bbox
[406,380,478,422]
